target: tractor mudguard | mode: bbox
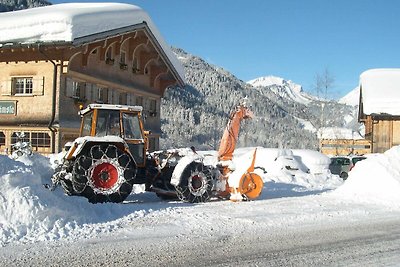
[64,136,129,160]
[170,154,203,187]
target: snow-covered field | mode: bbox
[1,146,400,247]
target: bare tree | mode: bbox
[314,67,335,100]
[313,68,335,133]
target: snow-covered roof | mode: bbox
[0,3,184,83]
[339,86,359,106]
[360,69,400,116]
[317,127,363,140]
[79,104,143,116]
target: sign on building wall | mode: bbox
[0,101,16,115]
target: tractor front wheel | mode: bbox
[71,144,136,203]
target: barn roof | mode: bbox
[0,3,184,84]
[360,68,400,116]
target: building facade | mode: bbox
[0,4,184,155]
[358,69,400,153]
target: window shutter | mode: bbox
[114,91,120,104]
[0,79,12,96]
[32,76,44,96]
[65,78,73,97]
[85,85,92,101]
[130,94,135,105]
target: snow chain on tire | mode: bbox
[71,144,136,203]
[175,162,213,203]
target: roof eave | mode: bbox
[73,23,185,88]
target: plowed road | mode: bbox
[1,218,399,266]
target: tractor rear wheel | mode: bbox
[175,162,213,203]
[71,144,137,203]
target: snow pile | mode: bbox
[231,148,340,192]
[0,153,154,246]
[333,146,400,207]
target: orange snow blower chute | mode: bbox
[217,101,264,200]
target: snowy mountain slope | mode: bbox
[162,48,361,150]
[248,75,314,105]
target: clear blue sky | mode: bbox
[53,0,400,98]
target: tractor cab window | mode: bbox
[122,113,143,139]
[81,112,93,136]
[95,110,121,137]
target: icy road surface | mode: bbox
[0,195,399,266]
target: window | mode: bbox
[96,88,108,103]
[81,112,93,136]
[149,99,157,117]
[72,81,86,100]
[105,47,114,64]
[0,132,5,146]
[120,51,127,70]
[123,113,143,140]
[11,132,30,144]
[31,132,50,148]
[136,96,143,107]
[13,77,33,95]
[132,58,140,73]
[11,132,30,152]
[95,110,121,137]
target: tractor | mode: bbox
[51,102,264,203]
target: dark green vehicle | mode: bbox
[329,156,366,180]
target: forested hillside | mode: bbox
[160,48,358,150]
[162,49,310,150]
[0,0,50,12]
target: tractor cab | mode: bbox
[79,104,147,167]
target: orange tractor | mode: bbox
[51,101,263,203]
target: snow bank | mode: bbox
[2,145,400,246]
[231,147,341,192]
[0,153,156,246]
[333,146,400,207]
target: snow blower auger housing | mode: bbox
[51,102,263,203]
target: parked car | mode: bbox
[329,156,366,179]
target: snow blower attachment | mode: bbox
[51,102,263,203]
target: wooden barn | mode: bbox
[0,3,185,155]
[318,127,371,156]
[358,69,400,153]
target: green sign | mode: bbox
[0,101,16,115]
